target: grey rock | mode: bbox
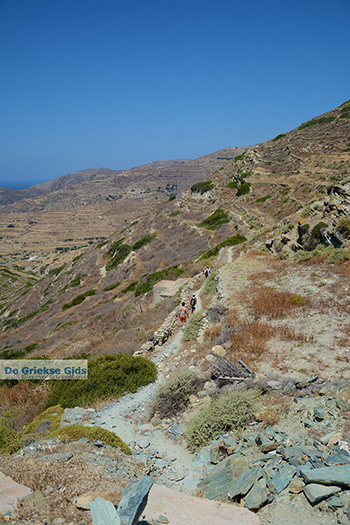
[135,436,150,449]
[268,464,296,494]
[228,465,263,499]
[301,465,350,486]
[244,478,271,511]
[328,495,347,510]
[89,497,121,525]
[303,483,340,505]
[117,477,153,525]
[39,453,73,462]
[314,407,325,421]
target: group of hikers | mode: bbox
[178,266,211,330]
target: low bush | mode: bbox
[236,182,251,197]
[183,311,203,341]
[106,240,132,270]
[45,354,157,409]
[23,405,64,437]
[61,289,96,310]
[104,281,121,292]
[227,181,238,189]
[198,209,230,231]
[49,425,131,454]
[298,116,335,130]
[0,411,22,454]
[191,180,213,194]
[134,266,184,296]
[200,272,216,297]
[339,217,350,238]
[151,370,203,418]
[325,248,350,264]
[132,234,156,251]
[272,133,286,141]
[256,195,271,203]
[200,235,247,259]
[185,390,259,451]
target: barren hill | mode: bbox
[0,100,349,362]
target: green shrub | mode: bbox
[97,240,108,249]
[106,240,132,270]
[339,217,350,238]
[227,181,238,189]
[198,209,230,230]
[298,116,335,130]
[256,195,271,203]
[151,370,203,418]
[104,281,121,292]
[168,194,176,201]
[45,354,157,409]
[325,248,350,264]
[0,411,22,454]
[133,266,184,296]
[302,222,327,251]
[23,405,64,437]
[236,182,251,197]
[234,153,246,162]
[185,390,259,451]
[132,234,156,251]
[200,272,216,297]
[200,236,247,260]
[169,210,180,217]
[49,425,131,454]
[121,281,139,294]
[61,289,96,311]
[294,245,330,263]
[191,180,213,194]
[183,311,203,341]
[272,133,286,141]
[48,265,65,276]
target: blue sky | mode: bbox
[1,0,349,189]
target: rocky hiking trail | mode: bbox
[3,253,350,524]
[65,282,205,489]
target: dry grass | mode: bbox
[228,321,274,365]
[0,382,51,431]
[256,392,292,427]
[242,286,311,320]
[275,326,308,342]
[204,324,223,342]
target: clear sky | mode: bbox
[1,0,349,189]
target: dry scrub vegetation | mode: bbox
[217,250,350,380]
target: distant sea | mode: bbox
[0,179,40,190]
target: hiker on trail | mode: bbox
[179,302,188,330]
[190,294,197,314]
[205,266,211,278]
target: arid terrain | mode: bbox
[1,100,350,524]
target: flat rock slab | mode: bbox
[143,484,260,525]
[0,471,32,513]
[301,465,350,486]
[304,483,341,505]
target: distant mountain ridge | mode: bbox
[0,147,244,210]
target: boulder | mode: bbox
[212,345,226,356]
[268,464,296,494]
[117,476,153,525]
[0,472,32,513]
[301,465,350,486]
[89,497,121,525]
[143,483,260,524]
[244,478,271,511]
[303,483,340,505]
[229,465,263,499]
